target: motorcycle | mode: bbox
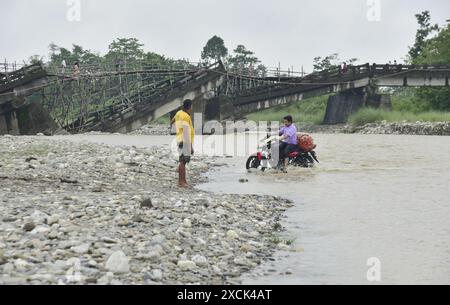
[246,134,319,171]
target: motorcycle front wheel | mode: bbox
[246,156,261,170]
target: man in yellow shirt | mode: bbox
[171,99,195,188]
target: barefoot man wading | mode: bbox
[171,100,195,188]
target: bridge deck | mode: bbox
[227,64,450,114]
[0,64,47,95]
[2,62,449,133]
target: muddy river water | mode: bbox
[59,133,450,284]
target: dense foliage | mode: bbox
[201,35,228,63]
[43,38,191,74]
[408,12,450,111]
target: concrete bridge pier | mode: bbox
[323,88,392,124]
[0,101,60,136]
[202,96,236,134]
[169,95,212,134]
[0,96,28,135]
[204,96,235,121]
[169,96,235,135]
[192,95,207,134]
[0,108,20,135]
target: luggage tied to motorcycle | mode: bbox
[297,133,316,152]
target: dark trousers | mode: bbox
[278,142,298,165]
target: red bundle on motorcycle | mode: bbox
[297,133,316,152]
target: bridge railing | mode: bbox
[63,62,225,132]
[44,59,205,79]
[39,61,218,129]
[0,63,47,94]
[225,63,450,102]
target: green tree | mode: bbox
[408,11,439,63]
[47,43,101,72]
[255,64,268,77]
[106,38,145,61]
[313,53,339,71]
[228,44,261,74]
[144,52,169,67]
[28,55,44,65]
[415,23,450,64]
[414,23,450,110]
[201,35,228,63]
[313,53,358,72]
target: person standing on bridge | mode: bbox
[171,100,195,188]
[72,62,80,80]
[342,62,348,74]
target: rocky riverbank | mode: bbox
[297,123,347,134]
[0,136,292,285]
[130,121,450,136]
[129,124,172,136]
[129,123,347,136]
[343,121,450,136]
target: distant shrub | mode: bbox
[247,95,328,124]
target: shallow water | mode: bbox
[59,133,450,284]
[197,133,450,285]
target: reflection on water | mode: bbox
[58,133,450,284]
[197,133,450,285]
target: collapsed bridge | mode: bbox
[0,61,449,135]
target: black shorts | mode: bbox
[178,143,191,163]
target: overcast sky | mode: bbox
[2,0,449,72]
